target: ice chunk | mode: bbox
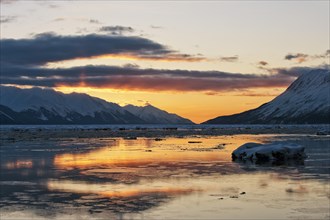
[232,142,306,161]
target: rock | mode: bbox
[188,141,202,144]
[316,130,329,135]
[232,142,306,162]
[123,137,137,140]
[213,144,226,149]
[240,192,246,195]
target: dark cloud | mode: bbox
[284,53,308,63]
[0,33,176,65]
[258,61,268,66]
[284,50,329,63]
[220,56,239,62]
[1,33,204,66]
[0,15,16,23]
[0,63,295,92]
[99,26,134,35]
[0,63,262,79]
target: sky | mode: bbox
[1,0,329,123]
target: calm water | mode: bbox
[0,134,329,219]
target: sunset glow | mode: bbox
[1,1,328,122]
[54,86,285,123]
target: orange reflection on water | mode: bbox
[6,160,33,169]
[47,179,201,198]
[53,137,246,170]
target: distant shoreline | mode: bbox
[1,124,329,143]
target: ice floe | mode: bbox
[232,142,307,162]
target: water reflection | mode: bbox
[6,160,33,169]
[0,135,329,219]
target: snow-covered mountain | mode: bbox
[0,86,192,124]
[203,69,330,124]
[123,104,193,124]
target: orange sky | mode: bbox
[51,54,289,123]
[56,86,285,123]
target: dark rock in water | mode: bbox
[316,130,329,135]
[123,137,137,140]
[188,141,202,144]
[232,142,307,163]
[213,144,226,149]
[164,127,178,130]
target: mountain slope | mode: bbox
[203,69,330,124]
[0,86,144,124]
[123,104,193,124]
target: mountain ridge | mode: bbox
[0,86,193,125]
[203,69,330,124]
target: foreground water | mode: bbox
[0,134,329,219]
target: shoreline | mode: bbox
[1,124,329,143]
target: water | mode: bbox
[0,134,329,219]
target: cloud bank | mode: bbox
[1,33,204,65]
[1,63,297,92]
[1,33,327,93]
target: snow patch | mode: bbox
[0,110,14,121]
[38,114,48,121]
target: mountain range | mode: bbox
[1,69,329,125]
[203,69,330,124]
[0,86,193,125]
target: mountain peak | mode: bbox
[123,104,193,124]
[286,69,329,93]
